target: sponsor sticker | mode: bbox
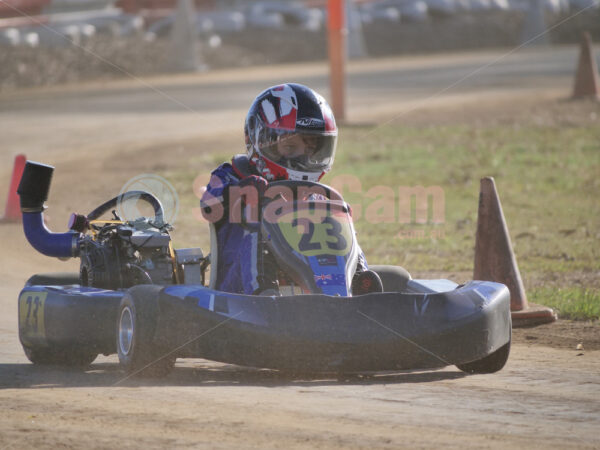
[297,117,324,127]
[317,255,338,266]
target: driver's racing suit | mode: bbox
[201,155,367,295]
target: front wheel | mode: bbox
[456,340,511,374]
[116,285,175,378]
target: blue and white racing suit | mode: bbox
[201,155,367,295]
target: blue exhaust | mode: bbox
[17,161,79,258]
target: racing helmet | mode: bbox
[244,83,338,182]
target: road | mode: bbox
[1,47,599,449]
[0,46,578,164]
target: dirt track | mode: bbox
[0,345,598,449]
[1,51,599,448]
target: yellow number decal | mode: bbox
[279,215,352,257]
[19,291,47,343]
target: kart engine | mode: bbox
[17,161,205,289]
[79,218,176,290]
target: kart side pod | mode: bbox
[17,161,79,258]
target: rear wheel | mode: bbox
[116,285,175,378]
[25,272,80,286]
[456,340,511,374]
[23,344,97,368]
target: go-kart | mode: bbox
[17,161,511,377]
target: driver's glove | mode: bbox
[238,175,269,198]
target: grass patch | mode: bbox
[530,287,600,320]
[334,121,600,275]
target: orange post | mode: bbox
[0,154,26,223]
[328,0,346,121]
[572,32,600,100]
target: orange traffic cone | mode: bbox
[474,177,556,327]
[0,154,26,223]
[572,32,600,100]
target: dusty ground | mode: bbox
[0,52,599,448]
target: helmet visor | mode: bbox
[260,130,337,173]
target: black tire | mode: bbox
[116,285,175,378]
[370,265,411,292]
[25,273,80,287]
[351,270,384,295]
[23,344,97,368]
[456,340,511,374]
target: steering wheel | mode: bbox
[267,180,343,202]
[229,179,348,228]
[87,190,165,225]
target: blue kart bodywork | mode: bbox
[19,277,511,373]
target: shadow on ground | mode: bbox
[0,360,467,389]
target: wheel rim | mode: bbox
[119,306,134,356]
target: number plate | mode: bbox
[19,291,47,343]
[277,212,353,257]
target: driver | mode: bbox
[201,83,382,295]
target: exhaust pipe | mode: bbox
[17,161,79,258]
